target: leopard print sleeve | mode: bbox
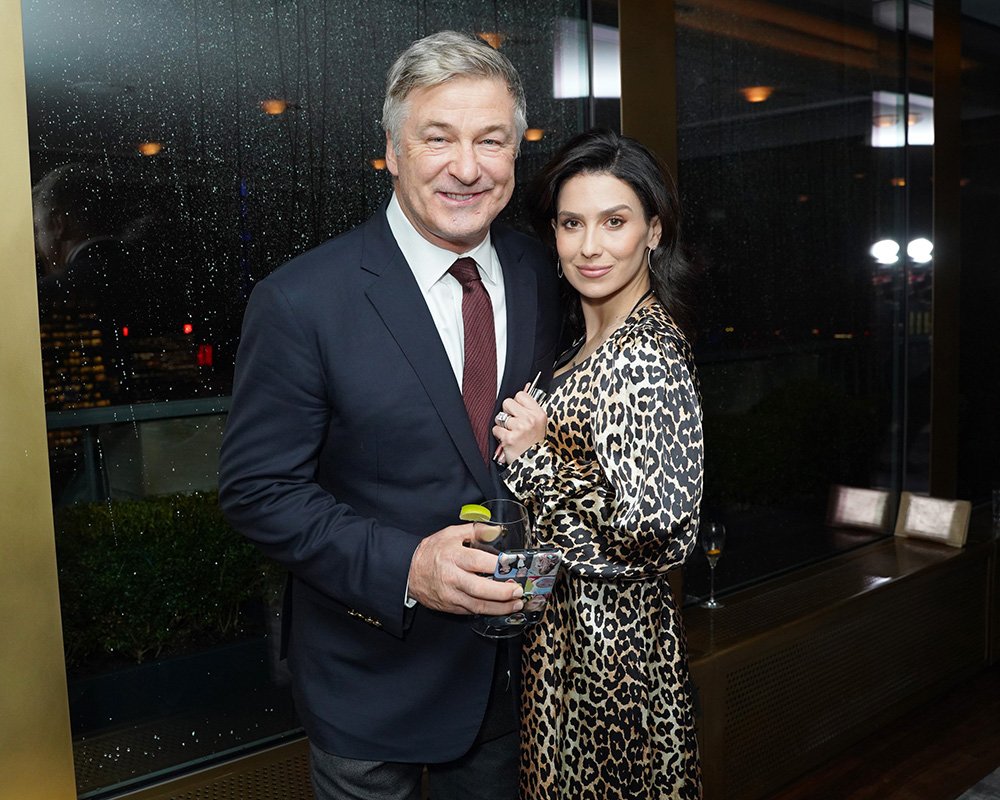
[503,303,703,578]
[501,417,600,526]
[590,314,704,575]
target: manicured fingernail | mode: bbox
[512,586,524,599]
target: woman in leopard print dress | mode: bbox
[493,130,703,800]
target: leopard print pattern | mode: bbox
[505,300,703,799]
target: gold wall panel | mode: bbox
[0,0,77,796]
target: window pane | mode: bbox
[959,1,1000,503]
[23,1,591,794]
[675,1,927,601]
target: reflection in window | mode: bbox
[674,0,924,602]
[23,1,593,795]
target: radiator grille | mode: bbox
[166,751,313,800]
[716,556,987,799]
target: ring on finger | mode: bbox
[495,411,510,429]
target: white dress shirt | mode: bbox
[386,193,507,392]
[386,194,508,609]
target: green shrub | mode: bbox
[54,490,282,669]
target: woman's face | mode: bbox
[552,172,661,306]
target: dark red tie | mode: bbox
[449,257,497,462]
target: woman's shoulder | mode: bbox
[614,301,693,364]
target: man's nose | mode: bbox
[448,143,481,185]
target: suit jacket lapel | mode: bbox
[361,214,495,497]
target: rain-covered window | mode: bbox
[23,1,597,794]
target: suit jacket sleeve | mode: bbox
[219,278,417,639]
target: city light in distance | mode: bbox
[182,323,194,335]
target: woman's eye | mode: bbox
[607,217,624,228]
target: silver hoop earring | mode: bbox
[646,247,654,273]
[556,257,564,279]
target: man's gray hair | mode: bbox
[382,30,528,152]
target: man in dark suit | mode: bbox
[219,30,559,800]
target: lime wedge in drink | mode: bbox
[459,504,491,523]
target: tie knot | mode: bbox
[449,257,481,287]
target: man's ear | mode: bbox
[51,210,69,241]
[385,131,399,177]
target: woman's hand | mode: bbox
[493,384,547,464]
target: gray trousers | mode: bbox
[309,731,518,800]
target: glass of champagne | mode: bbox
[464,499,531,639]
[699,521,726,609]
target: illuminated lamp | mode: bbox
[261,98,288,115]
[890,177,906,187]
[370,158,387,170]
[137,141,162,157]
[182,323,194,335]
[870,239,900,265]
[873,114,897,128]
[476,32,505,49]
[907,237,933,264]
[523,128,545,142]
[739,85,773,103]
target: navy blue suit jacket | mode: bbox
[219,207,560,761]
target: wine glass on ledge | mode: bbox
[699,521,726,609]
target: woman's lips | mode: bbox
[575,265,612,279]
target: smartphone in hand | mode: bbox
[484,547,564,628]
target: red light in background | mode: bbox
[197,344,214,366]
[182,323,194,335]
[121,326,129,337]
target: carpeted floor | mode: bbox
[956,766,1000,799]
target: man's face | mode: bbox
[385,77,518,254]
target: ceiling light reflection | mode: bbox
[740,85,774,103]
[476,32,504,49]
[870,239,900,265]
[261,98,289,115]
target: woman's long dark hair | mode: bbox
[527,129,697,341]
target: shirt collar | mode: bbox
[386,193,498,293]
